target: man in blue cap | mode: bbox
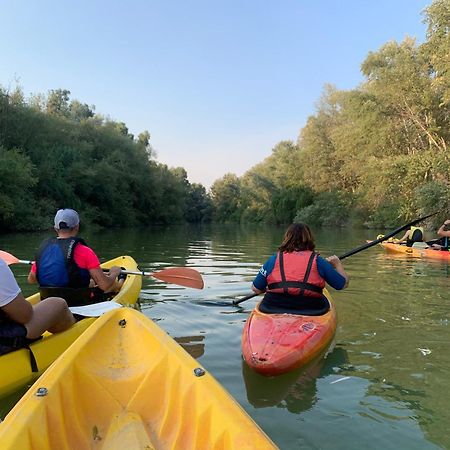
[27,208,123,306]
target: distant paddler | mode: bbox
[430,219,450,250]
[396,226,424,247]
[251,222,349,314]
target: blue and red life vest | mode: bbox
[35,237,91,306]
[266,251,325,298]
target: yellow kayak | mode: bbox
[0,255,141,398]
[0,307,277,450]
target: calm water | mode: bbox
[1,224,450,450]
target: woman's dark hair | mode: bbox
[278,223,315,253]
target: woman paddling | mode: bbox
[251,223,349,314]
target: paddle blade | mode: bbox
[151,267,204,289]
[0,250,20,265]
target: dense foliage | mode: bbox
[1,0,449,231]
[0,89,212,231]
[210,0,450,227]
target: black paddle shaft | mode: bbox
[338,210,439,259]
[232,211,440,306]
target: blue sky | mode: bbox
[0,0,430,188]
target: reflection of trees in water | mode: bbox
[243,345,349,413]
[336,341,450,450]
[347,373,450,450]
[174,335,205,359]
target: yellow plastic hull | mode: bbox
[0,255,141,398]
[0,308,277,449]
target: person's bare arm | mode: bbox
[27,270,37,284]
[437,220,450,238]
[252,284,265,294]
[89,266,122,291]
[397,230,410,242]
[2,293,33,324]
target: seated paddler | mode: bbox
[396,226,424,247]
[430,219,450,250]
[27,208,124,307]
[251,222,349,314]
[0,258,75,362]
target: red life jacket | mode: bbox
[266,251,325,297]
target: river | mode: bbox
[1,224,449,449]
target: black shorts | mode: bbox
[0,322,28,356]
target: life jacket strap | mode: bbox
[267,280,323,293]
[0,336,40,372]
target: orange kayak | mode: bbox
[241,290,336,376]
[377,241,450,260]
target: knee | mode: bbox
[43,296,70,313]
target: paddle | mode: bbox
[232,211,439,306]
[69,301,123,317]
[0,250,204,289]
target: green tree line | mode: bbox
[210,0,450,227]
[0,88,212,231]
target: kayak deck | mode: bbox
[380,242,450,260]
[0,255,141,398]
[242,290,337,376]
[0,308,277,450]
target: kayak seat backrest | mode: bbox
[259,294,330,316]
[411,242,429,249]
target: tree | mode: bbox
[46,89,71,116]
[69,100,95,121]
[211,174,242,222]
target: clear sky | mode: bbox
[0,0,431,188]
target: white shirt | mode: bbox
[0,259,21,307]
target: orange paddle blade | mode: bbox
[0,250,20,265]
[151,267,204,289]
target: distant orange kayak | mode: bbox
[242,290,336,376]
[374,241,450,260]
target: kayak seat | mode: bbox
[259,293,330,316]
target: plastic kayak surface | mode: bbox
[242,290,337,376]
[0,255,141,398]
[380,242,450,260]
[0,307,277,450]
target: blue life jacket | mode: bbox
[35,237,91,288]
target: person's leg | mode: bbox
[24,297,76,339]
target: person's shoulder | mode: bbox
[266,252,278,263]
[75,243,98,257]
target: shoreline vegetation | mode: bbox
[1,0,449,232]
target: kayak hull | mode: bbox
[242,290,337,376]
[0,308,277,450]
[0,255,141,398]
[380,242,450,260]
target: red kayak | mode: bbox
[242,290,337,376]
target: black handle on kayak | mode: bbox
[232,211,440,306]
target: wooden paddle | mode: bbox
[232,211,440,306]
[0,250,204,289]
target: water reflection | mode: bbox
[1,225,450,449]
[243,345,349,412]
[173,335,205,359]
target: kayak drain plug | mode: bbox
[35,387,48,397]
[119,319,127,327]
[194,368,205,377]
